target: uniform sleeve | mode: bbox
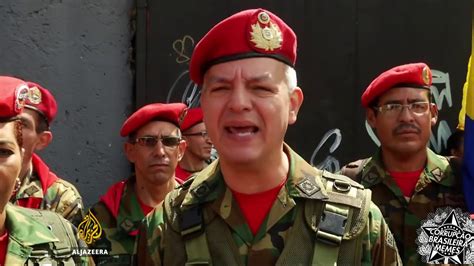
[137,205,165,266]
[44,179,85,226]
[362,202,402,265]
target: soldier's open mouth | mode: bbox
[225,126,258,136]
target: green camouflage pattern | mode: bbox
[342,148,466,265]
[138,144,401,265]
[11,170,85,226]
[3,203,92,265]
[87,177,147,265]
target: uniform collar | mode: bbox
[31,153,59,195]
[361,148,454,187]
[115,177,145,236]
[181,143,328,207]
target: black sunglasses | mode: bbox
[132,136,181,148]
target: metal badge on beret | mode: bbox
[179,107,188,125]
[15,84,29,112]
[422,66,431,85]
[27,86,42,104]
[250,11,282,51]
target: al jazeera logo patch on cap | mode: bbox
[416,207,474,264]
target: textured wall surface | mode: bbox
[0,0,134,207]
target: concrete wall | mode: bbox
[0,0,134,207]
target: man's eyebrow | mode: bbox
[206,73,272,84]
[0,140,16,146]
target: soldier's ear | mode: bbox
[124,142,136,163]
[177,140,187,161]
[366,108,377,128]
[35,131,52,151]
[430,103,438,126]
[288,87,304,125]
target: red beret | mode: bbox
[361,62,432,108]
[0,76,29,121]
[190,8,297,85]
[180,107,204,132]
[120,103,187,137]
[25,81,58,124]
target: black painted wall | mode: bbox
[138,0,472,172]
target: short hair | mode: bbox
[285,65,298,92]
[35,115,49,134]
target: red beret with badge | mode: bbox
[25,81,58,124]
[180,107,204,132]
[361,62,432,108]
[0,76,29,121]
[190,8,297,85]
[120,103,188,137]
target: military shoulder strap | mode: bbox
[26,210,82,265]
[339,158,369,182]
[308,171,371,265]
[163,178,212,265]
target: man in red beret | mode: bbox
[138,8,401,265]
[340,62,466,264]
[10,81,84,226]
[0,76,92,265]
[86,102,186,264]
[176,107,213,181]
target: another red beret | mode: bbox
[0,76,29,121]
[361,62,432,108]
[120,103,187,137]
[180,107,204,132]
[190,8,297,85]
[25,81,58,124]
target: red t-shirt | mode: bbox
[136,196,154,216]
[389,169,423,198]
[0,230,8,265]
[232,179,286,235]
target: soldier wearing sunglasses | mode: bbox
[176,107,213,181]
[340,63,466,264]
[86,102,187,264]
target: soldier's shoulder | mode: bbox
[88,201,116,226]
[338,158,371,180]
[320,170,366,189]
[48,177,82,196]
[9,205,77,240]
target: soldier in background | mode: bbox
[0,76,91,265]
[340,63,466,264]
[86,103,186,265]
[138,8,401,265]
[176,107,213,181]
[10,81,84,226]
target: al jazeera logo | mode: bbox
[74,210,109,256]
[417,207,474,264]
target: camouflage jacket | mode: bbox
[87,176,148,265]
[11,153,85,226]
[138,144,401,265]
[4,203,92,265]
[340,148,466,265]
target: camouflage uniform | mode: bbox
[341,148,466,265]
[87,176,148,265]
[138,144,401,265]
[3,203,91,265]
[11,153,84,226]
